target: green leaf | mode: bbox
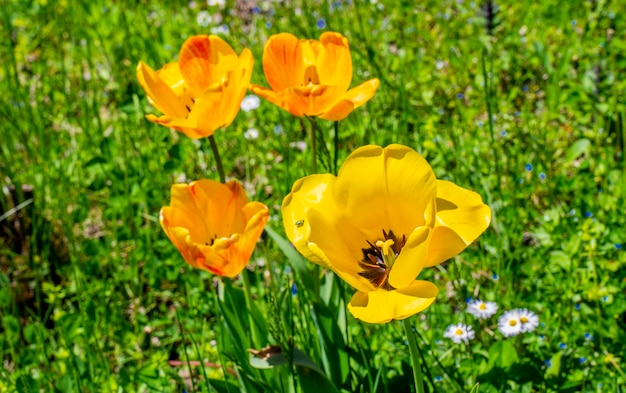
[265,226,316,293]
[545,351,562,378]
[469,382,480,393]
[486,341,518,372]
[549,250,571,271]
[564,138,590,163]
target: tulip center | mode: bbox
[303,65,320,86]
[358,230,406,291]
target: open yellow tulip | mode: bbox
[137,35,253,139]
[282,145,491,323]
[160,180,269,278]
[251,32,380,121]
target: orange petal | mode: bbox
[137,61,188,118]
[282,85,345,117]
[262,33,304,92]
[179,35,238,97]
[319,78,380,121]
[347,280,438,323]
[317,32,352,91]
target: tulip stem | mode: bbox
[307,117,318,173]
[208,134,226,183]
[403,318,425,393]
[241,270,262,348]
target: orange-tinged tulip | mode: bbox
[137,35,253,139]
[282,145,491,323]
[160,180,269,277]
[251,32,380,121]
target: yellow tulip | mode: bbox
[251,32,380,121]
[160,180,269,278]
[282,145,491,323]
[137,35,253,139]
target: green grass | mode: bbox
[1,0,625,392]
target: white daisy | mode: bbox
[196,10,212,27]
[467,299,498,319]
[498,310,523,337]
[240,95,260,112]
[444,323,475,344]
[518,308,539,333]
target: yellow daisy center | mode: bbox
[520,316,528,323]
[509,319,518,327]
[455,328,463,336]
[479,303,487,310]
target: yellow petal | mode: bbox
[319,78,380,121]
[435,180,492,241]
[317,32,352,91]
[347,280,438,323]
[387,226,430,289]
[287,85,346,117]
[136,61,188,118]
[156,62,186,96]
[333,144,437,241]
[262,33,304,92]
[179,35,238,97]
[424,226,469,268]
[282,174,337,268]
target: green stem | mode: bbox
[308,117,318,173]
[241,270,262,348]
[208,134,226,183]
[403,318,425,393]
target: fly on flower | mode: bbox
[160,180,269,277]
[137,35,253,139]
[251,32,380,121]
[282,144,491,323]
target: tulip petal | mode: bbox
[282,174,337,269]
[387,226,430,289]
[319,78,380,121]
[316,32,352,91]
[435,180,492,242]
[306,208,376,293]
[347,280,438,323]
[333,144,437,241]
[156,62,186,96]
[179,35,238,97]
[137,61,189,118]
[262,33,304,91]
[424,226,470,268]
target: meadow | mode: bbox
[1,0,625,392]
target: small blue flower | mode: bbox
[252,6,261,13]
[601,296,608,302]
[615,243,622,250]
[316,18,326,29]
[522,85,529,92]
[584,211,593,218]
[569,209,576,216]
[477,121,483,127]
[438,108,445,115]
[539,334,545,340]
[584,332,593,341]
[434,376,443,382]
[404,340,409,345]
[265,21,272,28]
[579,357,587,364]
[492,273,499,280]
[165,44,172,51]
[456,93,464,99]
[284,266,292,274]
[291,283,297,296]
[544,359,552,367]
[540,322,546,328]
[500,130,507,137]
[571,19,577,27]
[575,303,581,311]
[273,125,284,135]
[465,296,473,303]
[514,111,521,117]
[559,343,567,349]
[524,163,533,172]
[435,339,442,345]
[539,172,546,180]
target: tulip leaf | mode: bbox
[486,341,518,372]
[249,347,340,393]
[265,226,316,293]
